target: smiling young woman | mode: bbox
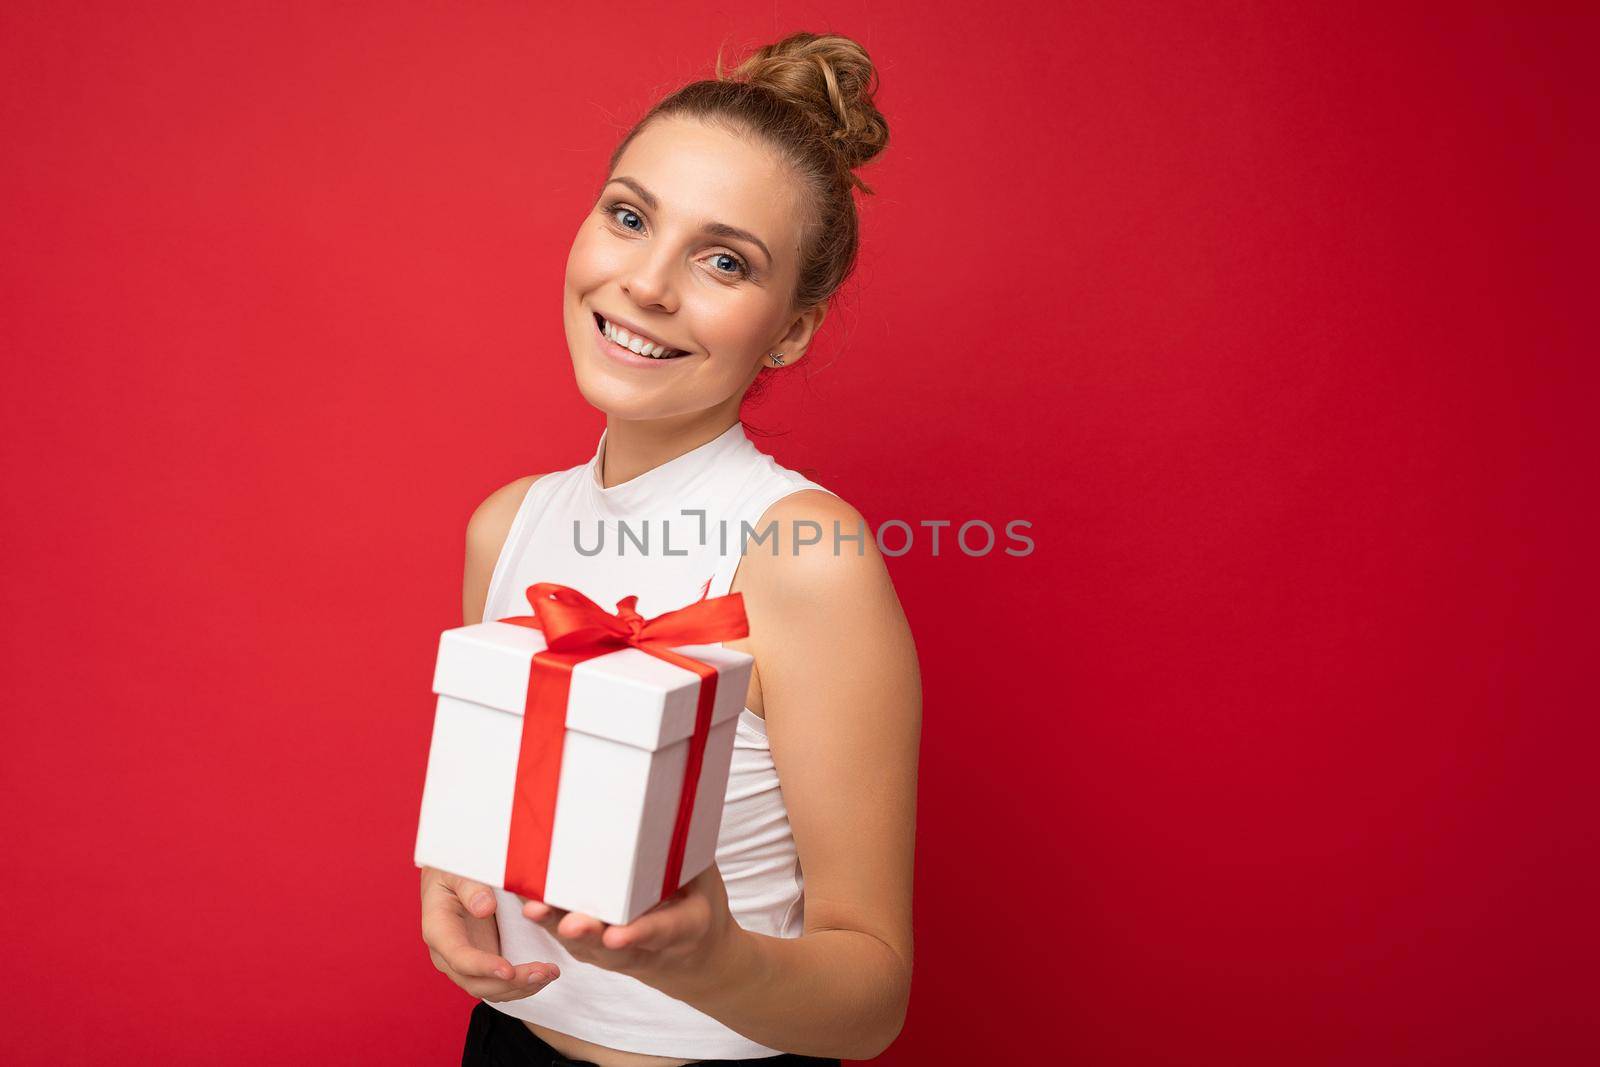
[419,31,919,1067]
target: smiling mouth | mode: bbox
[593,312,689,360]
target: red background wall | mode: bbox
[2,2,1594,1063]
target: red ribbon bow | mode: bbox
[497,582,749,905]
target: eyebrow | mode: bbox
[602,176,773,269]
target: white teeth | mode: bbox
[602,317,681,358]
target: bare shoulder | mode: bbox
[732,492,921,675]
[467,474,544,550]
[462,474,545,625]
[739,488,890,597]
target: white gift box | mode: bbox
[414,619,753,926]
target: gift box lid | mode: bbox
[431,620,751,751]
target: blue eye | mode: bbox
[602,201,750,280]
[709,252,749,278]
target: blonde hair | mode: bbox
[606,31,890,316]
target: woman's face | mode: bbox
[562,115,821,423]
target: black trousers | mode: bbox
[461,1001,843,1067]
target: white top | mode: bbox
[479,421,835,1059]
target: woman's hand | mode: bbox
[421,866,561,1002]
[518,864,741,997]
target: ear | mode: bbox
[767,303,828,369]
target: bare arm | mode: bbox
[659,491,922,1059]
[462,474,542,625]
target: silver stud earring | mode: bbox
[769,352,786,366]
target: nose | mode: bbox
[620,243,679,313]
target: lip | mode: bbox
[592,311,693,368]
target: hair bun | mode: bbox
[719,32,890,186]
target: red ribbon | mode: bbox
[497,582,749,906]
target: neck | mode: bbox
[599,404,741,489]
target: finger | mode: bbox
[442,872,500,918]
[555,910,609,945]
[424,897,515,980]
[436,946,558,993]
[421,877,516,978]
[601,923,642,951]
[522,899,564,922]
[422,866,501,922]
[600,906,678,950]
[513,960,561,985]
[477,960,561,1002]
[468,968,559,1001]
[522,900,571,939]
[443,938,516,981]
[614,889,710,952]
[483,973,559,1002]
[604,902,691,951]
